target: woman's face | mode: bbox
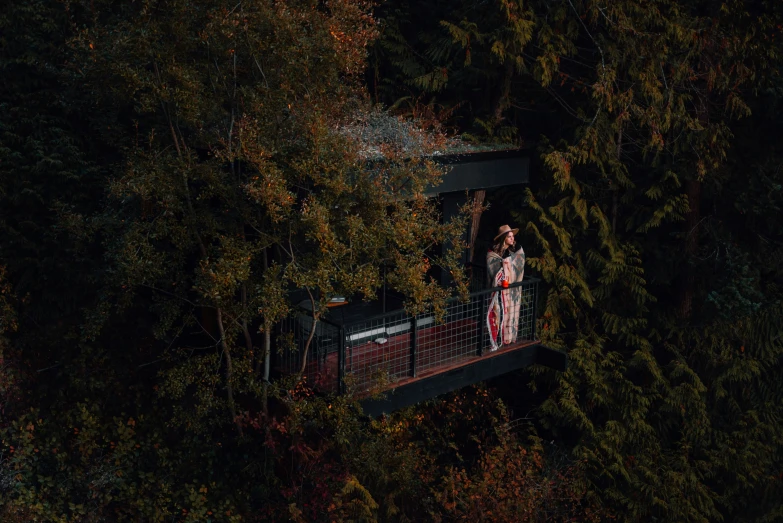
[504,232,514,246]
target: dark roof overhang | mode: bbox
[426,149,530,196]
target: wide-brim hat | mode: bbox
[494,224,519,242]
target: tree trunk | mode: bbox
[241,283,253,354]
[217,307,243,437]
[468,190,486,265]
[680,100,708,320]
[679,178,701,319]
[261,247,271,416]
[493,60,515,127]
[612,127,623,236]
[262,320,271,416]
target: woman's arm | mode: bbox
[486,252,503,283]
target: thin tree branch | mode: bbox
[140,284,205,310]
[216,306,243,437]
[566,0,606,127]
[298,288,319,377]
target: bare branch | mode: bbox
[566,0,605,127]
[298,288,319,377]
[216,307,243,437]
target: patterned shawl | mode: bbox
[486,248,526,351]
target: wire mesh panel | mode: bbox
[415,298,481,374]
[276,278,540,395]
[344,309,411,393]
[344,279,539,393]
[277,311,341,392]
[515,281,536,341]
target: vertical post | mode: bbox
[409,316,418,377]
[477,292,486,357]
[531,281,538,341]
[337,326,346,394]
[382,261,387,314]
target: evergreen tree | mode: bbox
[373,0,783,519]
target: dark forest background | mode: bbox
[1,0,782,521]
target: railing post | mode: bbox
[337,326,346,394]
[531,281,538,341]
[477,293,486,356]
[410,315,418,377]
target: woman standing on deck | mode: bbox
[486,225,526,350]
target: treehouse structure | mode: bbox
[275,148,567,416]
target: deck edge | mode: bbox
[360,342,567,416]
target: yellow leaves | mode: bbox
[329,30,351,43]
[194,236,255,302]
[244,165,294,223]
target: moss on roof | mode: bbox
[337,107,519,160]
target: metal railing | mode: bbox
[277,278,539,394]
[276,311,343,392]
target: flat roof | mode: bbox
[426,150,530,195]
